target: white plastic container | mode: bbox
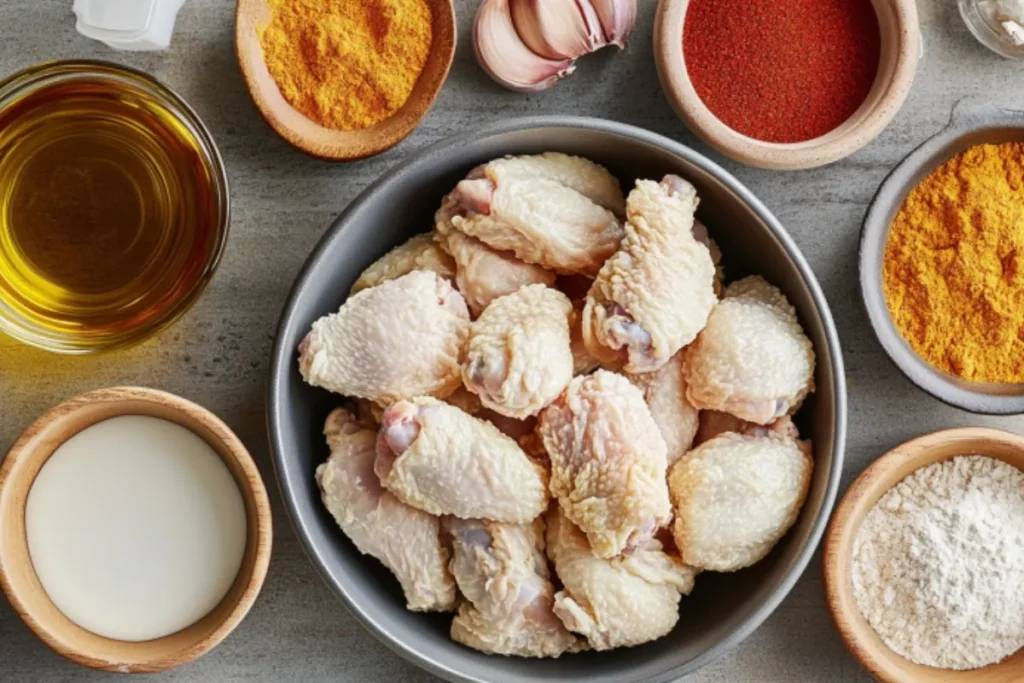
[72,0,186,51]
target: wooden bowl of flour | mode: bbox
[822,427,1024,682]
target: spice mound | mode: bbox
[883,142,1024,383]
[259,0,432,131]
[851,455,1024,670]
[683,0,880,143]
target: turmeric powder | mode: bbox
[260,0,432,131]
[883,142,1024,383]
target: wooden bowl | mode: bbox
[235,0,456,160]
[653,0,920,170]
[822,428,1024,682]
[0,387,273,673]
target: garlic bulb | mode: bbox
[474,0,637,92]
[510,0,606,60]
[474,0,576,93]
[591,0,637,47]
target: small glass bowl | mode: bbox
[959,0,1024,60]
[0,60,229,354]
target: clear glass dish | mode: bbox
[959,0,1024,60]
[0,61,229,354]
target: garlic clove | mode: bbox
[474,0,576,92]
[509,0,606,60]
[590,0,637,48]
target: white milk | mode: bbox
[25,415,248,642]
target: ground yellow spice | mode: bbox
[883,142,1024,383]
[259,0,432,131]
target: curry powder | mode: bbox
[883,142,1024,383]
[260,0,432,131]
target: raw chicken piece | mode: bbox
[445,154,626,275]
[546,508,696,650]
[446,517,581,657]
[584,176,717,373]
[375,397,549,522]
[538,370,671,558]
[435,209,556,316]
[316,408,456,612]
[569,299,602,375]
[349,233,456,295]
[683,276,815,425]
[463,284,574,418]
[692,219,725,296]
[668,432,813,572]
[694,411,799,446]
[624,351,699,468]
[299,271,469,405]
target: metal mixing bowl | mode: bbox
[268,117,847,683]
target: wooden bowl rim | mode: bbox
[653,0,921,170]
[0,386,273,673]
[822,427,1024,682]
[234,0,456,161]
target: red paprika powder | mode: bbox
[683,0,881,144]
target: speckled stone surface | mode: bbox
[1,1,1021,681]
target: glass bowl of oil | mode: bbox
[0,60,229,353]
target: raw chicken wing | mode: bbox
[625,351,699,468]
[375,397,548,522]
[546,509,695,650]
[435,204,556,316]
[668,432,812,572]
[538,370,671,558]
[463,284,574,418]
[445,153,626,275]
[683,276,815,425]
[349,233,456,295]
[584,176,717,373]
[446,517,581,657]
[316,408,456,611]
[299,271,469,405]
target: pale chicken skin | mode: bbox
[435,199,556,317]
[445,153,626,276]
[375,397,549,522]
[683,276,815,425]
[546,509,696,651]
[298,271,470,405]
[349,233,456,295]
[625,351,699,468]
[316,408,456,612]
[538,370,672,558]
[446,517,581,658]
[463,284,574,419]
[584,176,717,373]
[669,432,813,572]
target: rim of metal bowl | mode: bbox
[0,59,230,354]
[267,116,848,683]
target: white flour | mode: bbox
[851,455,1024,670]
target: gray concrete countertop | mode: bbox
[2,1,1021,681]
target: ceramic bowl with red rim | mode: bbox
[654,0,920,170]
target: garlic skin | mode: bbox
[510,0,606,60]
[474,0,577,92]
[591,0,637,48]
[473,0,636,93]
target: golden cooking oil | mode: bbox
[0,62,227,352]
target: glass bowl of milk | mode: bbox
[0,387,272,672]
